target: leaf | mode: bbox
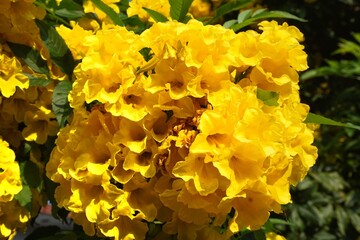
[14,185,32,211]
[169,0,193,22]
[304,113,360,131]
[142,8,168,22]
[23,73,52,87]
[296,177,315,191]
[312,231,337,240]
[349,212,360,232]
[223,19,238,29]
[335,206,349,235]
[311,172,348,192]
[268,218,293,226]
[139,47,154,62]
[256,88,279,106]
[237,9,252,23]
[252,8,267,17]
[44,176,65,221]
[232,10,306,32]
[23,160,42,188]
[90,0,124,26]
[253,229,266,240]
[54,0,84,19]
[7,42,50,76]
[52,80,72,128]
[35,19,75,78]
[206,0,252,24]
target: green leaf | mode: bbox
[54,0,84,19]
[169,0,193,22]
[237,9,252,23]
[7,42,50,76]
[252,8,267,17]
[52,80,72,128]
[232,10,306,32]
[142,7,168,22]
[312,231,337,240]
[335,206,349,235]
[256,88,279,106]
[23,161,42,188]
[90,0,124,26]
[304,113,360,130]
[253,229,266,240]
[223,19,238,29]
[35,20,68,57]
[35,19,75,78]
[14,185,32,211]
[349,212,360,232]
[206,0,252,24]
[311,172,347,192]
[139,47,154,62]
[23,73,52,87]
[268,218,293,226]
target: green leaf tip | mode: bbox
[90,0,124,26]
[304,113,360,131]
[169,0,193,22]
[143,7,169,22]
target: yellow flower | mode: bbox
[0,0,45,47]
[189,0,211,18]
[0,137,22,203]
[266,232,287,240]
[22,105,59,144]
[221,191,276,232]
[233,30,262,66]
[56,23,94,60]
[0,200,30,239]
[0,47,29,98]
[0,107,23,148]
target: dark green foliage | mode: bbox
[52,80,73,128]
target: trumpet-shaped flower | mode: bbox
[0,138,22,202]
[0,48,29,98]
[22,106,59,144]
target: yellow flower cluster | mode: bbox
[0,0,45,47]
[0,0,60,147]
[47,19,317,239]
[0,1,59,236]
[0,138,21,203]
[0,138,30,240]
[0,76,59,146]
